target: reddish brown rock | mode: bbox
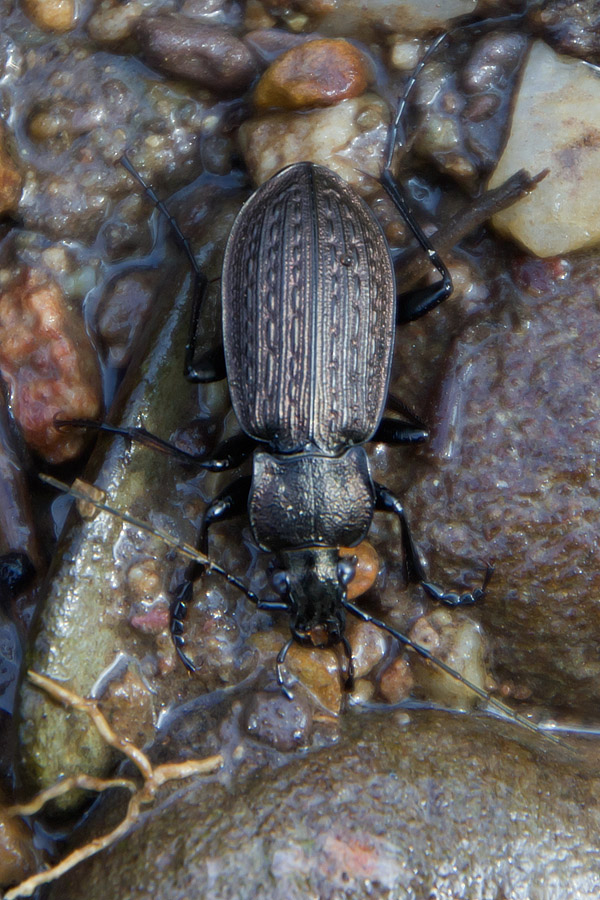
[254,39,370,110]
[0,268,102,464]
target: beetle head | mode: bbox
[270,547,356,648]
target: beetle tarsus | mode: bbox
[277,639,294,700]
[170,583,199,673]
[422,562,494,607]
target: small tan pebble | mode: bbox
[286,643,342,714]
[126,559,163,601]
[72,478,106,520]
[389,37,421,71]
[0,791,39,888]
[348,677,375,705]
[346,619,387,678]
[254,39,370,111]
[409,609,486,710]
[339,541,379,600]
[379,656,414,704]
[100,670,156,748]
[240,93,388,189]
[244,0,276,29]
[87,0,143,43]
[22,0,76,32]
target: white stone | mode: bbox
[318,0,477,36]
[489,40,600,257]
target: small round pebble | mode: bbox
[254,39,370,110]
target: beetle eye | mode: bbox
[271,569,290,596]
[337,557,356,587]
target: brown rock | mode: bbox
[254,39,370,110]
[136,15,259,94]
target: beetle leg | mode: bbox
[373,483,427,583]
[55,419,256,470]
[379,33,453,322]
[120,154,226,384]
[340,634,355,692]
[371,417,428,445]
[372,394,429,444]
[421,562,494,607]
[276,639,294,701]
[375,482,492,610]
[170,476,252,669]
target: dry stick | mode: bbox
[4,671,223,900]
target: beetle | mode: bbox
[59,30,566,748]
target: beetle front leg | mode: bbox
[374,482,491,606]
[421,562,494,607]
[374,482,426,583]
[171,475,252,670]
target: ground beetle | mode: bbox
[61,31,565,747]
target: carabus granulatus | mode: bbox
[59,30,567,749]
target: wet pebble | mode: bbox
[99,668,156,750]
[529,0,600,63]
[409,609,486,710]
[45,713,598,900]
[136,15,259,94]
[339,540,379,600]
[22,0,76,33]
[96,271,157,368]
[0,266,102,463]
[244,27,314,64]
[253,39,370,111]
[315,0,478,38]
[346,620,387,679]
[378,656,413,704]
[87,0,144,44]
[244,690,313,750]
[239,93,389,190]
[489,40,600,256]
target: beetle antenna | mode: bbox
[342,597,577,757]
[39,474,260,608]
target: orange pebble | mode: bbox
[339,541,379,599]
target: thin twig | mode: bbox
[4,671,222,899]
